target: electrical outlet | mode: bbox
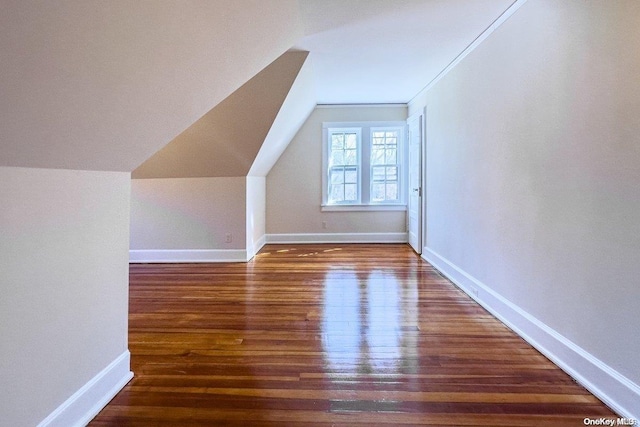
[225,233,232,243]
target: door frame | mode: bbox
[407,108,426,254]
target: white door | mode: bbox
[407,112,423,254]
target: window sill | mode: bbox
[321,204,407,212]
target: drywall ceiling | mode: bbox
[0,0,302,171]
[296,0,517,104]
[249,53,316,177]
[133,51,310,178]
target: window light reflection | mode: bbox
[321,269,361,371]
[366,270,401,371]
[321,268,417,376]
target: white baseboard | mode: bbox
[266,232,408,244]
[130,235,402,263]
[423,247,640,420]
[255,234,267,252]
[247,234,267,261]
[130,249,248,263]
[38,350,133,427]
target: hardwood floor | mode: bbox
[91,244,616,426]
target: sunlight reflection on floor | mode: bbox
[321,267,418,377]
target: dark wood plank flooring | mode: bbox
[90,244,616,426]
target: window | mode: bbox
[322,121,406,211]
[328,128,361,204]
[371,128,400,203]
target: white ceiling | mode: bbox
[296,0,517,104]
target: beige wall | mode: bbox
[409,0,640,413]
[266,106,407,235]
[131,176,267,259]
[0,167,130,427]
[130,177,247,251]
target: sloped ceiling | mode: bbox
[249,52,316,177]
[0,0,301,171]
[133,51,310,178]
[296,0,516,104]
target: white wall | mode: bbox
[130,176,268,261]
[0,167,131,427]
[409,0,640,417]
[246,177,267,257]
[130,177,247,261]
[266,106,408,240]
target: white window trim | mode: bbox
[322,121,407,212]
[321,204,407,212]
[369,125,405,205]
[323,127,362,205]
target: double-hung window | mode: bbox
[370,128,401,203]
[327,128,361,204]
[322,121,406,211]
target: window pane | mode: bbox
[344,184,357,201]
[386,166,397,181]
[331,150,344,165]
[344,149,357,165]
[372,183,385,202]
[372,137,384,146]
[371,148,384,165]
[330,184,344,202]
[344,167,357,184]
[331,134,344,150]
[373,131,385,138]
[345,133,357,149]
[372,166,385,181]
[331,168,344,184]
[386,183,398,201]
[385,148,396,164]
